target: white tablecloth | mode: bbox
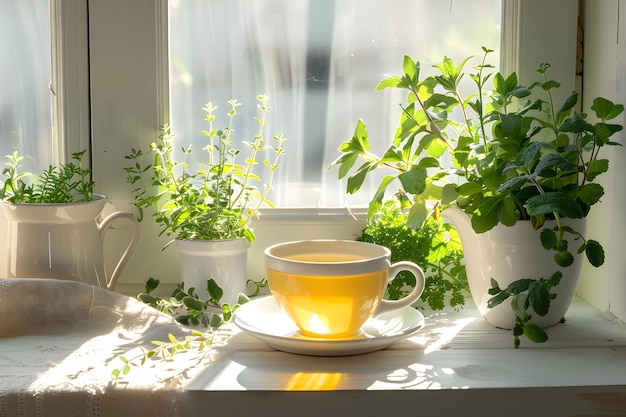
[0,278,226,417]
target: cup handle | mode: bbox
[375,261,425,315]
[97,212,140,291]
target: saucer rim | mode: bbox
[233,296,425,356]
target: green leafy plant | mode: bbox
[0,150,94,203]
[111,276,266,381]
[487,273,563,348]
[332,47,623,346]
[356,199,467,311]
[136,276,266,328]
[125,95,286,245]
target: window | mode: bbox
[0,0,53,174]
[168,0,502,208]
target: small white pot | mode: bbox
[175,238,251,306]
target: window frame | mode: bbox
[53,0,626,321]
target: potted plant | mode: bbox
[125,95,286,306]
[0,150,140,290]
[356,199,467,311]
[332,47,623,346]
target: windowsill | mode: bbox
[182,296,626,415]
[1,295,625,416]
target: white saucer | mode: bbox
[234,296,425,356]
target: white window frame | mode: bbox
[49,0,626,321]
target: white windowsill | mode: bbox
[182,296,626,416]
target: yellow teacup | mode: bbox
[264,239,425,339]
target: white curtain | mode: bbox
[0,0,52,173]
[169,0,502,208]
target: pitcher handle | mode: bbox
[97,212,140,291]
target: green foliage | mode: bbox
[111,329,217,381]
[0,150,94,203]
[136,276,265,328]
[331,47,623,346]
[487,272,562,348]
[125,96,286,245]
[357,200,467,311]
[111,276,267,381]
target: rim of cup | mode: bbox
[264,239,391,276]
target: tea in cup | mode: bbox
[264,239,425,339]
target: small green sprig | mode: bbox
[487,272,563,348]
[136,276,267,328]
[0,150,94,203]
[111,329,217,381]
[111,276,266,381]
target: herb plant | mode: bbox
[333,47,623,346]
[125,95,286,245]
[0,150,94,203]
[357,200,467,311]
[111,276,266,381]
[136,276,266,328]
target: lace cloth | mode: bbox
[0,278,222,417]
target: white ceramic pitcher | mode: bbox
[1,194,140,290]
[442,206,585,329]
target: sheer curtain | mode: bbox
[169,0,501,208]
[0,0,52,174]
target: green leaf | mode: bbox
[367,175,396,220]
[338,119,370,154]
[586,159,609,182]
[540,228,558,250]
[346,162,374,194]
[487,289,510,308]
[497,196,520,226]
[554,251,574,267]
[591,97,624,120]
[559,116,593,133]
[209,313,224,328]
[376,76,404,90]
[585,240,605,267]
[402,55,419,85]
[578,183,604,206]
[335,152,359,180]
[511,293,531,322]
[525,192,585,218]
[398,166,427,195]
[406,201,428,229]
[523,322,548,343]
[145,277,160,293]
[593,123,623,145]
[496,175,530,193]
[471,196,502,233]
[137,293,157,305]
[206,278,224,303]
[547,271,563,287]
[556,91,578,115]
[506,278,534,294]
[528,281,551,316]
[183,296,205,311]
[456,181,483,196]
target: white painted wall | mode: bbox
[577,0,626,321]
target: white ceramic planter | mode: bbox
[175,238,251,306]
[443,206,586,329]
[1,194,140,290]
